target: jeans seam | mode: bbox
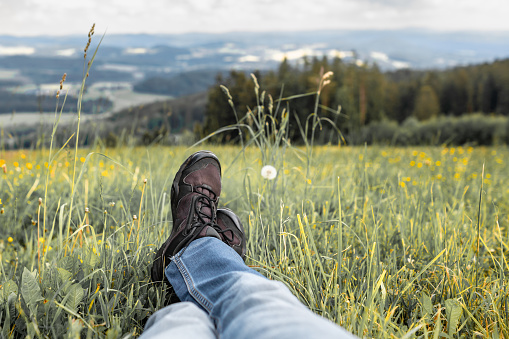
[173,255,214,312]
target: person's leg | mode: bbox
[166,237,357,339]
[139,301,217,339]
[148,151,356,338]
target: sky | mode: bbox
[1,0,508,36]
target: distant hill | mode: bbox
[1,30,509,88]
[133,70,227,97]
[0,89,112,114]
[1,91,208,149]
[102,91,207,134]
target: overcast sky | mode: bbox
[1,0,508,36]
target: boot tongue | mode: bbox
[196,186,215,199]
[195,187,215,223]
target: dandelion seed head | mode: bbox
[261,165,277,180]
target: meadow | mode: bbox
[1,28,508,338]
[0,142,507,338]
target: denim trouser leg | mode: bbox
[166,237,356,339]
[140,301,217,339]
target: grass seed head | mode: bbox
[38,198,42,206]
[59,73,66,90]
[250,73,260,89]
[84,24,95,58]
[220,85,233,100]
[322,71,334,81]
[133,215,137,221]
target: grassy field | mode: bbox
[0,143,507,338]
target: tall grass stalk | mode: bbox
[66,26,103,252]
[475,163,484,292]
[41,76,70,280]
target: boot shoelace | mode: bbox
[192,190,236,245]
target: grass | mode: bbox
[1,29,509,338]
[0,144,508,338]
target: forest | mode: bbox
[202,57,509,145]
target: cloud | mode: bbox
[1,0,509,36]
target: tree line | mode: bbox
[201,56,509,144]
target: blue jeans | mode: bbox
[140,238,356,339]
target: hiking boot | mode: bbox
[216,208,247,261]
[151,151,222,283]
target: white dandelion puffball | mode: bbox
[261,165,277,180]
